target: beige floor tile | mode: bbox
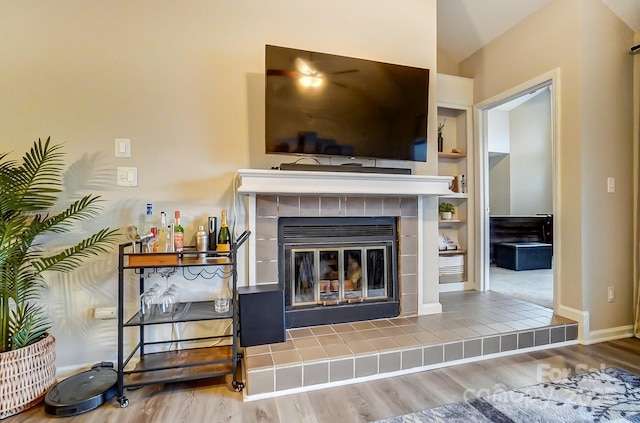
[348,340,378,356]
[332,323,356,333]
[338,331,367,344]
[293,336,321,349]
[371,337,399,352]
[272,349,302,367]
[360,328,386,340]
[467,324,499,336]
[288,328,314,339]
[399,324,425,335]
[317,333,345,346]
[351,320,376,330]
[298,346,329,362]
[430,329,461,342]
[323,343,353,358]
[380,326,406,337]
[310,325,336,336]
[245,345,270,356]
[270,339,297,352]
[245,353,274,370]
[392,334,422,348]
[389,317,415,326]
[371,319,394,328]
[412,331,444,345]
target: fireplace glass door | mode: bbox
[291,246,388,307]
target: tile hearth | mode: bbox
[242,291,578,398]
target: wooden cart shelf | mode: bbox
[116,231,250,407]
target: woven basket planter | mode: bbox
[0,334,56,419]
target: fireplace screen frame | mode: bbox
[278,216,400,327]
[288,244,391,307]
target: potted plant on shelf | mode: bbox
[0,138,119,418]
[439,202,456,220]
[437,118,446,152]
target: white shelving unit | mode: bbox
[437,74,475,292]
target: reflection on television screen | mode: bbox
[265,45,430,162]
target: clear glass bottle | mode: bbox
[157,212,168,252]
[143,203,156,253]
[173,210,184,252]
[144,203,153,234]
[217,209,231,252]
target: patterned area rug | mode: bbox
[374,368,640,422]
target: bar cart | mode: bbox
[116,231,250,408]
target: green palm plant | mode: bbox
[0,138,119,352]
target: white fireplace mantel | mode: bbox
[237,169,453,196]
[236,168,445,316]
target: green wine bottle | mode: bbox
[217,209,231,252]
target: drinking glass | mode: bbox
[158,290,176,315]
[140,291,155,316]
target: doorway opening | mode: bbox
[475,70,560,310]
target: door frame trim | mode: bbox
[473,68,561,311]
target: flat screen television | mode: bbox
[265,45,429,163]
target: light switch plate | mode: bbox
[117,166,137,187]
[115,138,131,158]
[607,177,615,193]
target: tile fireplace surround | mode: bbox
[237,169,454,316]
[235,170,577,400]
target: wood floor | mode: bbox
[6,338,640,423]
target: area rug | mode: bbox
[374,367,640,422]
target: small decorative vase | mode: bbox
[440,211,452,220]
[437,134,443,152]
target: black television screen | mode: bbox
[265,45,429,162]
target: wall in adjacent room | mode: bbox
[460,0,634,338]
[0,0,437,370]
[509,89,552,215]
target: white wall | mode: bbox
[488,91,552,216]
[0,0,437,369]
[461,0,634,338]
[509,89,552,215]
[489,154,510,215]
[488,109,511,215]
[488,109,510,154]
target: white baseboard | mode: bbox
[557,304,588,344]
[583,325,635,345]
[419,301,443,315]
[556,305,634,345]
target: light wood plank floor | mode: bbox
[6,338,640,423]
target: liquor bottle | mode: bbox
[157,212,168,253]
[173,210,184,252]
[217,209,231,252]
[207,216,218,251]
[143,203,157,253]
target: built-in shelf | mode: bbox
[440,193,468,199]
[438,152,467,159]
[437,73,474,290]
[439,249,467,256]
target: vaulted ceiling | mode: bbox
[438,0,640,63]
